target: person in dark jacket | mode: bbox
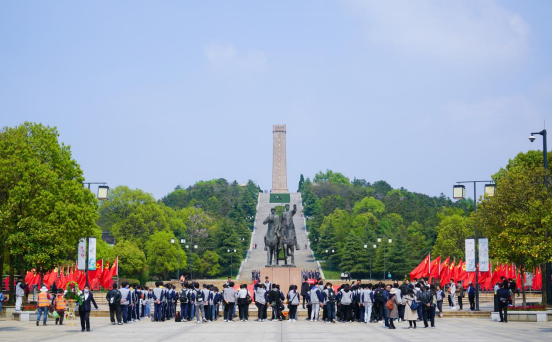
[468,282,476,311]
[106,284,122,325]
[79,285,98,332]
[496,283,510,323]
[419,286,435,329]
[301,278,310,309]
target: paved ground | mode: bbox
[239,193,318,280]
[0,316,550,342]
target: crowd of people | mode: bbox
[301,270,320,280]
[16,272,517,331]
[251,270,261,282]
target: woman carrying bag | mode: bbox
[404,288,418,329]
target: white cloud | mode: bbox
[203,43,267,71]
[343,0,530,64]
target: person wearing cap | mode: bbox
[36,286,51,326]
[53,289,67,325]
[78,285,98,332]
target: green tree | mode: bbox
[113,240,146,279]
[475,151,551,306]
[352,197,385,216]
[0,123,98,302]
[432,214,472,261]
[314,169,351,186]
[161,188,189,210]
[298,174,305,192]
[145,230,183,280]
[216,218,243,276]
[339,232,367,277]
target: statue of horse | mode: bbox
[280,224,297,265]
[263,210,281,266]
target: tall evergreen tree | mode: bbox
[339,232,367,277]
[298,174,305,192]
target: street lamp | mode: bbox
[325,249,335,279]
[529,129,551,305]
[171,238,186,280]
[377,238,392,280]
[81,182,109,287]
[452,180,494,311]
[227,249,236,278]
[364,244,377,281]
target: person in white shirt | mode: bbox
[237,284,249,322]
[449,280,456,309]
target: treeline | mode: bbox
[98,179,259,283]
[299,170,468,279]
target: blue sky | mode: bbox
[1,1,551,200]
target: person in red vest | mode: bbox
[36,286,51,326]
[53,289,67,325]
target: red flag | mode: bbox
[88,260,103,280]
[409,254,430,281]
[44,268,58,287]
[100,261,111,289]
[451,259,462,282]
[441,259,454,287]
[429,256,441,279]
[535,267,542,290]
[110,257,118,277]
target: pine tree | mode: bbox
[339,232,368,278]
[298,174,305,192]
[216,218,244,276]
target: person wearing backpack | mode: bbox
[287,285,300,321]
[106,284,122,325]
[300,278,310,309]
[323,283,336,323]
[404,288,418,328]
[191,283,207,323]
[179,284,189,322]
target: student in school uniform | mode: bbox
[191,283,208,324]
[213,287,222,320]
[237,284,249,322]
[179,284,189,322]
[151,282,165,322]
[202,284,211,321]
[223,282,237,322]
[254,283,268,321]
[309,283,323,321]
[287,285,300,321]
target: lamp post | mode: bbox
[82,182,109,287]
[529,129,551,305]
[453,180,494,311]
[227,249,236,278]
[377,238,392,280]
[364,244,377,281]
[325,249,335,279]
[171,238,186,280]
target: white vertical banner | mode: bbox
[77,239,87,270]
[88,237,97,271]
[465,239,476,272]
[478,238,489,272]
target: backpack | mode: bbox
[327,289,336,302]
[409,298,419,310]
[246,293,252,305]
[180,289,188,303]
[374,289,384,303]
[195,289,204,303]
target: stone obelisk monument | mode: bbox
[271,124,288,193]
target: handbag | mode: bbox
[385,299,394,310]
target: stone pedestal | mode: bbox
[260,267,302,293]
